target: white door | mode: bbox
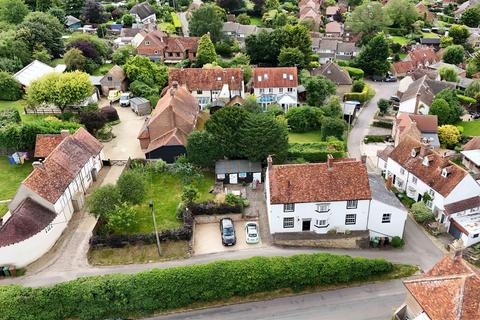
[253,172,262,182]
[229,174,238,184]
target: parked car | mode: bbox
[108,90,121,103]
[390,95,400,103]
[372,75,384,82]
[119,92,131,107]
[384,74,397,82]
[245,222,259,244]
[220,218,236,246]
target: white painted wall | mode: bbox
[368,200,407,238]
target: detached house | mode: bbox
[130,1,156,25]
[252,67,298,110]
[99,65,127,96]
[137,30,199,63]
[137,83,199,162]
[311,61,352,97]
[266,156,407,240]
[325,21,343,38]
[168,68,245,109]
[392,113,440,148]
[0,128,104,267]
[313,39,359,64]
[299,0,321,31]
[378,132,480,247]
[393,46,439,77]
[222,22,271,46]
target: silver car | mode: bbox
[245,222,259,244]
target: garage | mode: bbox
[215,160,262,185]
[448,220,463,239]
[193,219,263,255]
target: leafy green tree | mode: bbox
[278,47,305,68]
[18,11,64,57]
[384,0,418,30]
[0,71,22,101]
[64,0,85,17]
[352,79,365,92]
[242,95,262,113]
[281,24,312,62]
[65,33,111,61]
[36,0,52,12]
[237,13,250,25]
[440,36,454,48]
[186,131,223,167]
[0,30,31,70]
[240,113,289,162]
[377,98,390,114]
[438,125,461,148]
[411,202,434,223]
[285,106,322,132]
[216,0,244,12]
[26,71,93,111]
[117,170,146,205]
[0,0,29,24]
[442,45,464,65]
[320,117,346,140]
[47,6,66,24]
[305,76,336,107]
[346,1,391,34]
[465,79,480,99]
[106,203,137,233]
[112,45,137,65]
[124,55,168,88]
[181,184,199,205]
[64,48,86,71]
[245,30,279,65]
[122,13,133,27]
[189,5,223,42]
[348,0,363,6]
[83,0,107,24]
[87,184,122,219]
[429,97,462,125]
[32,46,51,64]
[448,24,470,45]
[322,97,343,118]
[438,66,459,82]
[263,0,279,12]
[195,34,217,67]
[355,33,390,76]
[460,6,480,27]
[205,106,250,158]
[96,24,107,38]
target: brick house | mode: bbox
[136,30,199,63]
[99,65,127,96]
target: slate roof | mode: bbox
[253,67,298,88]
[312,61,352,85]
[168,68,243,91]
[388,135,468,197]
[463,137,480,150]
[215,160,262,174]
[444,196,480,215]
[65,15,81,27]
[23,128,103,204]
[377,145,394,162]
[34,134,67,158]
[368,173,405,210]
[336,42,358,53]
[268,159,372,204]
[319,39,339,51]
[403,256,480,320]
[0,198,56,247]
[130,1,155,20]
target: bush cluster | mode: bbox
[344,85,370,103]
[363,135,388,144]
[411,202,435,223]
[288,141,346,162]
[0,108,21,128]
[343,66,364,79]
[189,201,243,215]
[0,254,393,320]
[371,120,393,129]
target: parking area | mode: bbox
[193,219,263,255]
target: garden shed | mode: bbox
[215,160,262,184]
[130,97,151,116]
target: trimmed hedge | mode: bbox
[371,120,393,129]
[457,94,476,105]
[189,201,242,215]
[364,135,388,143]
[288,142,346,162]
[343,66,364,80]
[344,85,369,103]
[0,254,393,320]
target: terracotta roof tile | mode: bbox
[404,256,480,320]
[393,61,416,75]
[409,114,438,133]
[269,159,372,204]
[168,68,243,91]
[325,21,342,33]
[377,145,394,161]
[253,67,298,89]
[0,198,56,247]
[34,134,66,158]
[463,137,480,151]
[408,47,438,66]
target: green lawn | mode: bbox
[91,63,114,76]
[399,53,408,59]
[51,58,64,66]
[0,156,33,217]
[131,171,215,233]
[457,120,480,136]
[249,16,262,26]
[288,130,322,144]
[422,32,439,39]
[390,36,409,45]
[0,99,49,122]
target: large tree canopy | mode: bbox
[189,5,223,43]
[304,76,336,107]
[123,55,168,88]
[384,0,418,30]
[0,0,29,24]
[346,1,391,34]
[442,45,464,65]
[355,33,390,76]
[195,34,217,67]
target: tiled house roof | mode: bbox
[23,128,103,204]
[101,65,126,82]
[408,114,438,133]
[463,137,480,151]
[444,196,480,215]
[130,1,155,20]
[168,68,243,91]
[404,256,480,320]
[137,31,199,57]
[34,134,67,158]
[312,61,352,85]
[253,67,298,88]
[269,159,372,204]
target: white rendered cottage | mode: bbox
[253,67,298,111]
[0,128,104,267]
[265,156,407,239]
[379,130,480,246]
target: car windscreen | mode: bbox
[224,227,234,236]
[248,233,257,238]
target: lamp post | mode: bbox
[149,200,162,256]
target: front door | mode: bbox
[302,219,311,231]
[229,173,238,184]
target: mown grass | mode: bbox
[457,120,480,136]
[288,130,322,144]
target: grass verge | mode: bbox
[457,120,480,136]
[288,130,322,143]
[0,156,33,202]
[88,241,189,266]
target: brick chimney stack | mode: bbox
[449,239,465,261]
[267,155,273,172]
[170,81,178,96]
[419,138,432,158]
[327,154,333,169]
[60,129,70,137]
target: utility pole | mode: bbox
[149,200,162,256]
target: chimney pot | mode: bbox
[60,129,69,137]
[327,154,333,169]
[267,155,273,171]
[32,161,45,170]
[360,155,367,164]
[449,239,465,260]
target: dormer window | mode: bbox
[217,76,222,81]
[441,168,448,178]
[257,75,262,82]
[422,157,429,166]
[411,149,417,157]
[289,74,293,80]
[283,73,287,79]
[263,73,268,80]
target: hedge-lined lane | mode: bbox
[0,253,393,320]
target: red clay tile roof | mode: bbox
[463,137,480,151]
[138,86,198,151]
[393,61,416,75]
[168,68,243,91]
[444,196,480,215]
[388,135,467,197]
[409,114,438,133]
[269,159,372,204]
[408,47,438,66]
[404,256,480,320]
[0,198,56,247]
[137,31,199,56]
[23,128,103,204]
[377,145,394,162]
[34,134,66,158]
[253,67,298,88]
[325,21,342,33]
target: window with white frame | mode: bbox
[382,213,391,223]
[471,207,480,213]
[316,203,330,212]
[196,90,202,94]
[283,217,294,228]
[429,189,435,197]
[284,203,295,212]
[426,200,433,208]
[269,88,273,93]
[279,88,283,93]
[314,219,327,227]
[346,200,358,209]
[287,87,293,92]
[259,88,264,93]
[400,168,405,175]
[411,176,417,184]
[345,214,356,225]
[473,233,479,238]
